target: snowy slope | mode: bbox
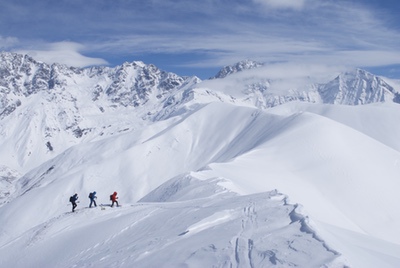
[0,185,346,268]
[190,103,400,238]
[0,52,200,173]
[1,54,400,267]
[1,101,400,267]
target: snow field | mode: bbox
[1,100,400,267]
[0,187,343,267]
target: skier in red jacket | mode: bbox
[111,191,119,207]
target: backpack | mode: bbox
[69,196,74,202]
[110,194,113,201]
[89,193,93,199]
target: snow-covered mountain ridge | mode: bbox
[1,53,398,172]
[1,52,400,267]
[211,59,265,79]
[1,53,399,122]
[205,60,399,108]
[0,52,200,117]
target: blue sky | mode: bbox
[1,0,400,79]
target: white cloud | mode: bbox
[0,35,19,50]
[16,41,107,67]
[2,0,400,77]
[252,0,306,10]
[84,0,400,73]
[198,61,345,99]
[317,50,400,68]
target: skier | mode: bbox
[110,191,119,207]
[69,193,78,212]
[88,191,97,208]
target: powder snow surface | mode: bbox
[1,100,400,267]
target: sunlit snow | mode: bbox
[1,54,400,267]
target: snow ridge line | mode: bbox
[287,201,340,256]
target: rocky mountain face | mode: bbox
[0,52,200,118]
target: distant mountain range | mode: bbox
[1,53,399,121]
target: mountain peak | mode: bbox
[318,68,397,105]
[211,60,264,79]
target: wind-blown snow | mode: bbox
[1,54,400,267]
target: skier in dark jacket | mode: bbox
[89,191,97,208]
[70,193,78,212]
[111,191,119,207]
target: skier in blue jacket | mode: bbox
[89,191,97,208]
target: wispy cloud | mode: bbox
[16,41,107,67]
[252,0,306,10]
[1,0,400,77]
[85,1,400,66]
[0,35,19,50]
